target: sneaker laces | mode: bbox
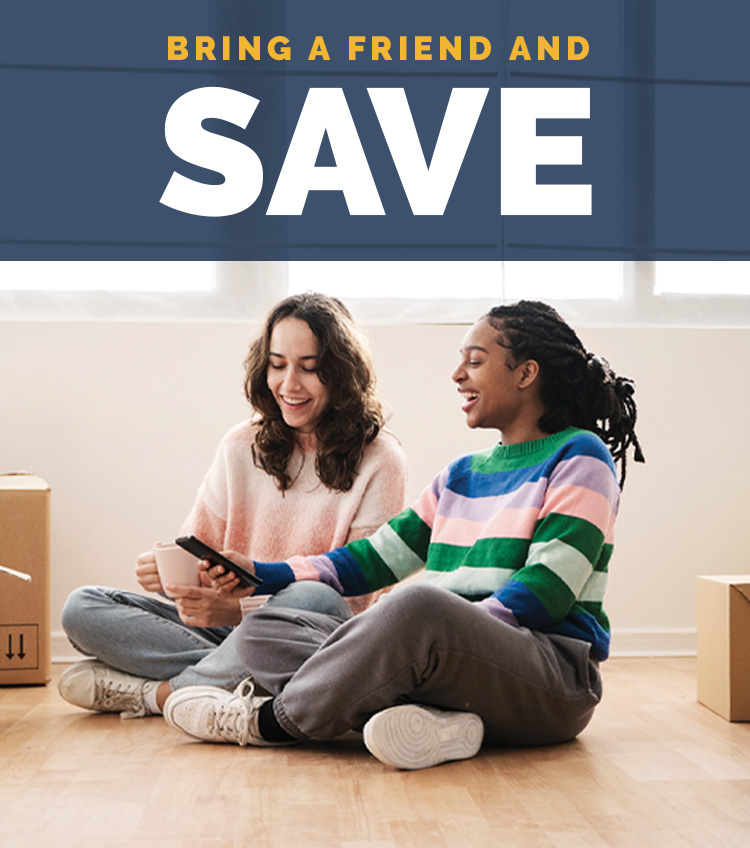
[204,679,261,746]
[94,676,147,719]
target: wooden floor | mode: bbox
[1,658,749,848]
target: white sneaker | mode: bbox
[58,660,156,718]
[164,677,293,747]
[363,704,484,770]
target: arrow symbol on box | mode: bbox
[6,635,13,660]
[18,634,25,659]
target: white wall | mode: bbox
[2,320,748,659]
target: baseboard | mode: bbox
[52,627,698,665]
[52,631,82,664]
[610,628,696,657]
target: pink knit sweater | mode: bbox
[179,420,408,614]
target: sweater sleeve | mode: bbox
[479,441,620,641]
[253,471,440,596]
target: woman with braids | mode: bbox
[58,293,408,719]
[164,300,645,770]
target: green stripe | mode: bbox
[533,512,605,563]
[470,428,585,473]
[596,544,613,573]
[347,537,398,591]
[425,537,531,573]
[514,565,576,621]
[471,450,552,473]
[387,508,432,561]
[368,524,425,582]
[526,539,594,596]
[346,508,431,591]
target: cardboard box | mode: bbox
[0,474,51,686]
[697,575,750,721]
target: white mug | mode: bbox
[154,543,200,598]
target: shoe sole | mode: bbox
[363,705,484,770]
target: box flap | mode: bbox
[698,575,750,589]
[0,473,50,491]
[732,584,750,605]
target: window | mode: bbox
[0,261,286,322]
[288,261,750,326]
[5,260,748,325]
[1,262,213,293]
[288,261,624,324]
[655,262,750,296]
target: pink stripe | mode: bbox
[539,484,615,533]
[288,555,321,582]
[551,455,620,509]
[432,508,540,546]
[411,486,438,528]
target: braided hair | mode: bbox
[485,300,645,488]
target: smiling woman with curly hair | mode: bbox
[58,292,408,721]
[244,292,386,492]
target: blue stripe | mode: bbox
[544,613,611,661]
[252,561,296,595]
[254,549,370,598]
[561,432,618,476]
[497,580,610,660]
[326,547,371,596]
[446,454,546,498]
[446,432,617,498]
[495,579,554,628]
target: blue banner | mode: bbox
[1,0,748,260]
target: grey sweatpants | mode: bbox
[236,582,602,746]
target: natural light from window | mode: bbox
[0,262,214,292]
[288,261,622,300]
[655,262,750,296]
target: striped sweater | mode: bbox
[254,428,620,660]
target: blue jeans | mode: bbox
[61,582,353,692]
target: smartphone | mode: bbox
[174,535,263,588]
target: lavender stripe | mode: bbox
[475,597,519,628]
[306,554,345,594]
[436,479,547,521]
[548,455,620,507]
[428,465,451,499]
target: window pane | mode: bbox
[289,261,623,302]
[655,262,750,296]
[503,262,622,300]
[0,262,214,292]
[288,262,502,299]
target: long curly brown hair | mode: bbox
[244,293,385,492]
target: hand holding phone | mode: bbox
[174,536,263,588]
